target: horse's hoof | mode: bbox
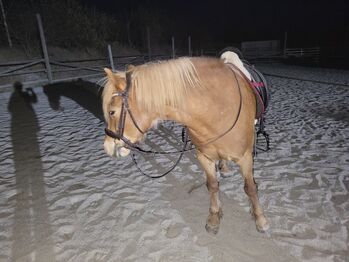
[205,223,220,235]
[205,210,222,235]
[256,217,270,233]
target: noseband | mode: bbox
[104,70,144,149]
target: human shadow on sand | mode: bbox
[8,82,55,261]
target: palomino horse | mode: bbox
[102,54,269,234]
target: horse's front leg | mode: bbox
[197,152,222,235]
[237,152,269,232]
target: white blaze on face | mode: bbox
[220,51,252,81]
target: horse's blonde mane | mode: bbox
[132,57,202,113]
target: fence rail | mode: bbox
[284,47,320,58]
[0,53,169,90]
[243,47,321,63]
[0,46,324,90]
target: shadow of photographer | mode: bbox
[7,82,55,261]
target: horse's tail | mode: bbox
[220,51,252,81]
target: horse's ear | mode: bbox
[104,68,115,84]
[104,68,126,91]
[126,64,135,72]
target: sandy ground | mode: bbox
[0,64,348,261]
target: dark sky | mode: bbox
[83,0,348,47]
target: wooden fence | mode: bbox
[0,14,327,91]
[284,47,320,58]
[243,47,321,63]
[0,14,194,91]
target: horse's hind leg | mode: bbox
[197,152,222,235]
[237,152,269,232]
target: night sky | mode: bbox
[83,0,348,47]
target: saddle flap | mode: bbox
[244,64,270,119]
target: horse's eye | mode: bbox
[109,111,115,116]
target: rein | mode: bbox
[131,128,189,179]
[104,63,243,177]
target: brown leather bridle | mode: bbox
[104,69,191,178]
[104,70,146,149]
[104,69,191,157]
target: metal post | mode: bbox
[147,26,152,61]
[36,13,52,83]
[188,36,192,56]
[0,0,12,48]
[171,36,175,59]
[107,44,115,72]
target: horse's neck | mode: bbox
[148,107,191,128]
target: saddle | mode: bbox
[225,61,271,152]
[243,62,270,119]
[226,62,270,119]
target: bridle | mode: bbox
[104,64,244,178]
[104,69,191,178]
[104,69,192,156]
[104,70,145,148]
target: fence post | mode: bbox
[188,36,192,56]
[147,26,152,61]
[171,36,175,59]
[36,13,52,83]
[107,44,115,72]
[0,0,12,48]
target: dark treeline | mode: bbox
[0,0,121,52]
[1,0,348,54]
[0,0,192,54]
